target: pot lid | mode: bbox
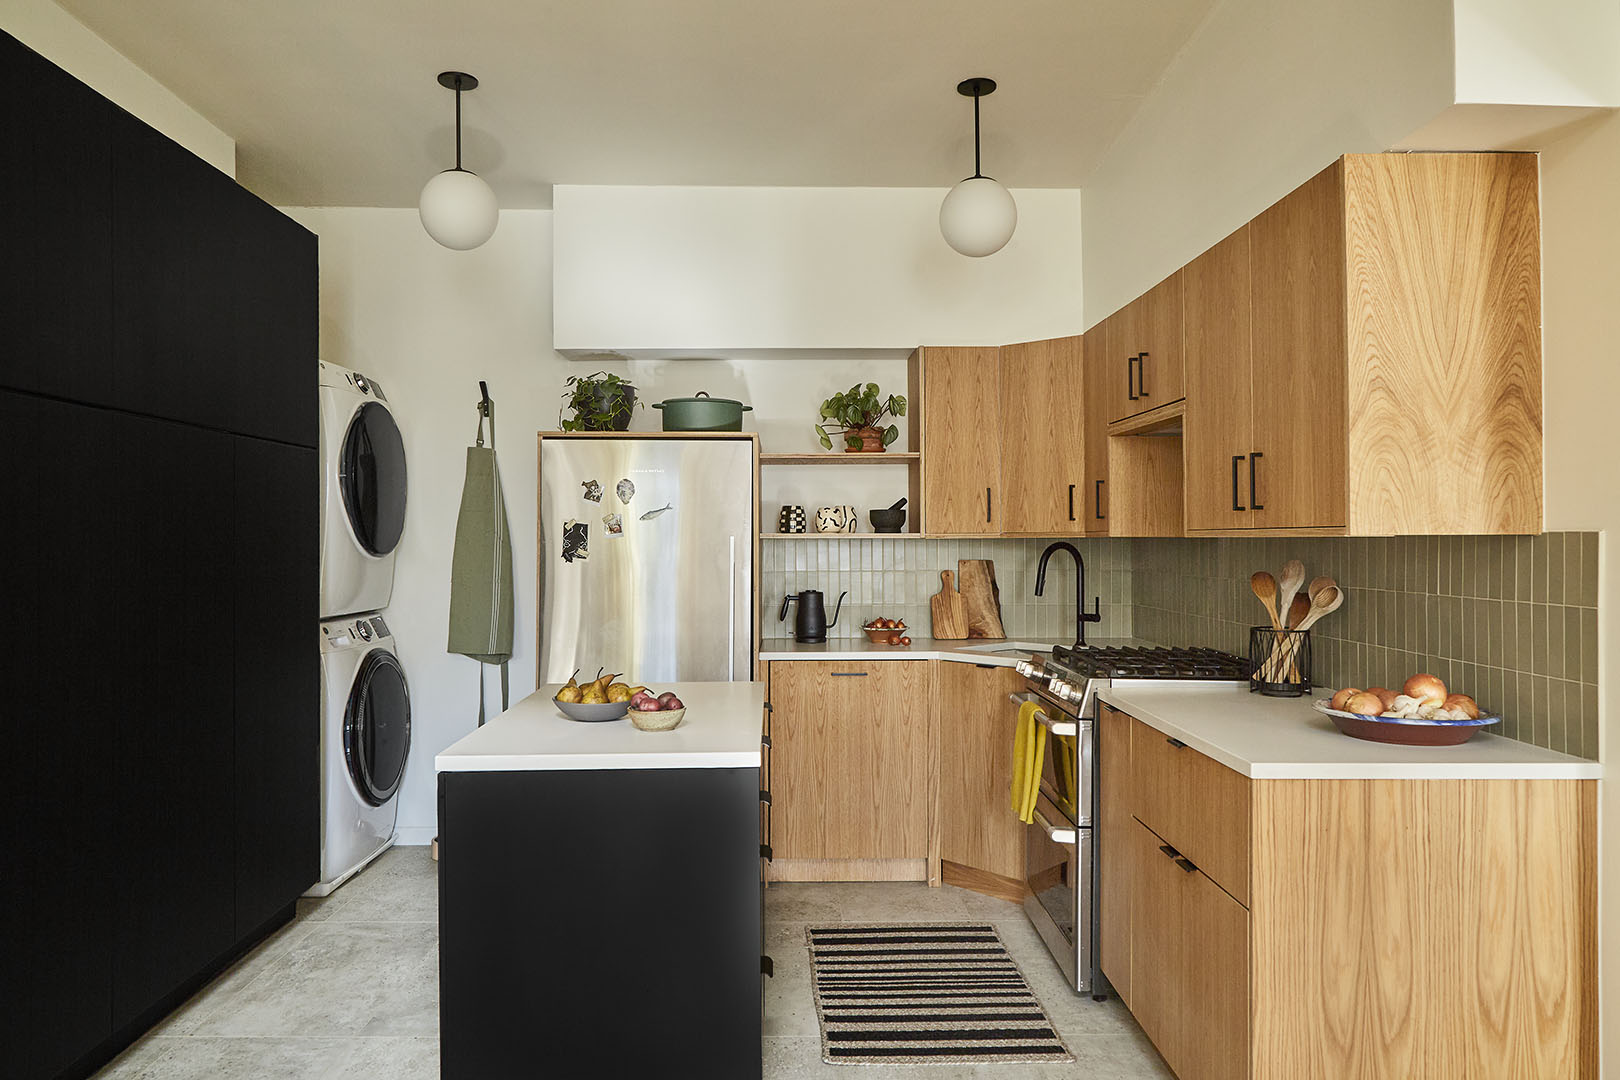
[652,390,753,410]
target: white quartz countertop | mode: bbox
[435,681,765,772]
[1098,684,1602,780]
[758,636,1147,667]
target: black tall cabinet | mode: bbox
[1,29,318,1080]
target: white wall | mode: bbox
[1454,0,1620,107]
[553,185,1084,353]
[286,206,1032,838]
[1535,109,1620,1063]
[1080,0,1455,321]
[2,0,234,174]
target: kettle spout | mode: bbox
[827,591,848,627]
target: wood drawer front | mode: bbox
[1131,716,1251,906]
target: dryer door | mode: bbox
[344,648,411,806]
[339,401,407,556]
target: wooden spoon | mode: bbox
[1275,559,1306,630]
[1308,575,1336,603]
[1286,593,1311,630]
[1294,585,1344,632]
[1250,571,1282,631]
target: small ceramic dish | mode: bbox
[631,706,685,732]
[1310,699,1499,746]
[554,698,631,723]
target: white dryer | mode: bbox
[320,361,407,619]
[308,613,412,896]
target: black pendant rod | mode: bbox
[973,92,981,178]
[454,83,462,170]
[438,71,480,174]
[955,76,996,180]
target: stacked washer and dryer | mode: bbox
[309,361,412,897]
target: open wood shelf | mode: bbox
[761,532,926,539]
[760,452,920,465]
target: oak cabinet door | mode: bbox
[769,661,931,861]
[1183,227,1255,532]
[922,346,1001,534]
[999,337,1085,534]
[938,663,1025,880]
[1131,272,1185,413]
[1103,306,1140,424]
[1098,705,1133,1004]
[1082,322,1111,534]
[1249,162,1348,530]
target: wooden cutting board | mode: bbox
[929,569,968,640]
[957,559,1006,639]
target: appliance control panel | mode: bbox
[369,616,390,637]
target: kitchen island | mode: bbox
[435,682,766,1080]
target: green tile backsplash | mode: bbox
[760,537,1135,643]
[1131,534,1600,758]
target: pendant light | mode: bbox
[939,77,1017,257]
[419,71,499,250]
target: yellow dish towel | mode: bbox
[1011,701,1049,824]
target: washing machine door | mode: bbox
[339,401,407,557]
[344,649,411,806]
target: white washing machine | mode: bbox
[320,361,407,619]
[307,613,412,896]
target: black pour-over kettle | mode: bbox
[778,589,847,643]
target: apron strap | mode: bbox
[474,661,511,728]
[475,398,497,448]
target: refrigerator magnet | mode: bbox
[602,512,624,537]
[616,479,635,505]
[639,502,673,520]
[562,520,589,562]
[581,479,604,503]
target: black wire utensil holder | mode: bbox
[1250,626,1310,697]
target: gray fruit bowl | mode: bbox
[554,697,631,723]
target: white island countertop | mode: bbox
[435,681,765,773]
[1098,683,1602,780]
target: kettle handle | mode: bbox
[827,591,848,627]
[779,594,797,622]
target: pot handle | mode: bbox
[695,391,710,398]
[690,390,751,411]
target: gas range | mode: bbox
[1016,644,1253,715]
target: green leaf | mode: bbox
[845,432,862,449]
[892,395,907,416]
[818,427,833,450]
[882,425,898,446]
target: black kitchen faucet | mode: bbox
[1035,541,1102,648]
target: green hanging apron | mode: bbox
[447,396,515,725]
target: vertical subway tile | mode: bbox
[1547,606,1566,680]
[1563,607,1582,684]
[1581,608,1598,687]
[1531,605,1549,675]
[1531,533,1549,603]
[1580,533,1599,607]
[1579,683,1599,759]
[1547,532,1567,605]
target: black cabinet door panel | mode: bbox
[233,437,319,930]
[225,192,318,447]
[0,32,114,403]
[110,413,237,1028]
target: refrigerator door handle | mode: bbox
[728,535,737,681]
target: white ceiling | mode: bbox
[56,0,1218,208]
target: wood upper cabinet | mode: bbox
[1105,272,1184,424]
[999,336,1085,534]
[921,346,1001,534]
[938,663,1026,882]
[1183,226,1255,532]
[1081,322,1111,534]
[767,660,932,866]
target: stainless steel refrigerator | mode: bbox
[538,436,755,685]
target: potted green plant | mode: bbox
[815,383,907,452]
[559,371,641,432]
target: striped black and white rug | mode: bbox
[805,923,1074,1065]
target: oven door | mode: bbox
[1014,691,1092,826]
[1024,790,1092,991]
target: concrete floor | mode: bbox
[94,847,1172,1079]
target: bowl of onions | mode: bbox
[862,618,911,646]
[1316,674,1498,746]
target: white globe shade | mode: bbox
[419,168,499,250]
[939,177,1017,257]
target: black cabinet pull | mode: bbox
[986,486,992,522]
[830,672,869,677]
[1175,857,1198,874]
[1158,843,1179,859]
[1138,352,1150,397]
[1250,451,1264,511]
[1068,483,1076,522]
[760,843,773,862]
[759,789,771,805]
[1094,479,1105,520]
[1127,355,1139,401]
[1166,736,1186,749]
[761,733,771,748]
[1231,455,1246,511]
[761,955,775,977]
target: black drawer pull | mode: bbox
[830,672,868,677]
[986,486,993,522]
[761,955,774,977]
[1250,451,1264,511]
[1068,483,1076,522]
[763,701,773,712]
[1138,352,1149,397]
[760,843,773,862]
[1094,479,1105,520]
[761,733,771,748]
[1127,355,1139,401]
[1158,843,1180,859]
[759,789,771,805]
[1231,455,1246,512]
[1166,736,1186,748]
[1175,857,1198,874]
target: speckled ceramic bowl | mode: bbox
[554,698,631,723]
[631,706,685,732]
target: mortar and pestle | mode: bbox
[869,498,907,533]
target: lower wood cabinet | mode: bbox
[938,662,1026,889]
[768,660,933,879]
[1100,705,1598,1079]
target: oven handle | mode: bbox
[1007,692,1078,737]
[1032,807,1077,845]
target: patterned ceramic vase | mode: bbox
[778,505,807,533]
[815,505,857,533]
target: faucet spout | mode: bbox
[1034,541,1102,648]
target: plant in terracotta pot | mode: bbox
[815,383,907,452]
[560,371,641,432]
